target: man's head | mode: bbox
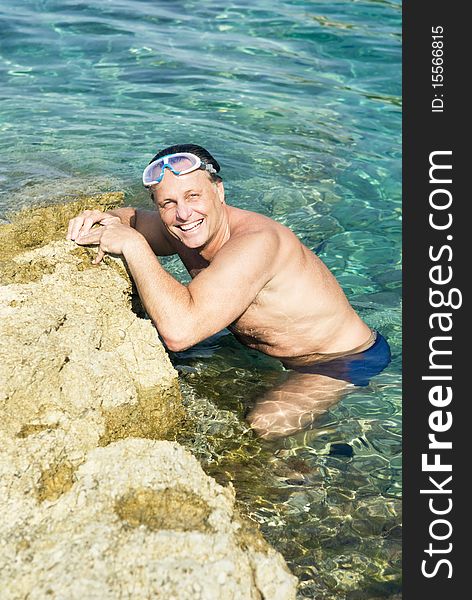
[145,144,225,250]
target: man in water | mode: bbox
[67,144,390,439]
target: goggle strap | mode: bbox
[203,162,217,174]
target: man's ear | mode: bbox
[216,179,225,204]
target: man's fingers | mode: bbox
[93,248,106,265]
[67,217,83,241]
[81,216,102,237]
[100,216,121,226]
[75,228,102,245]
[66,210,109,241]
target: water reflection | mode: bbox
[173,327,401,599]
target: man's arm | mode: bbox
[122,229,278,351]
[133,209,176,256]
[105,206,137,227]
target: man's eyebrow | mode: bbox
[157,188,202,202]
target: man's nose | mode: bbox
[176,201,193,222]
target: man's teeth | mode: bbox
[178,219,203,232]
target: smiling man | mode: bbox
[67,143,391,438]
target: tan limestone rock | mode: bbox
[0,200,297,599]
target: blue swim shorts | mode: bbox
[285,331,391,387]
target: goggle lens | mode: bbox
[167,155,195,170]
[146,161,164,182]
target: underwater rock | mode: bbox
[329,442,354,457]
[0,199,297,599]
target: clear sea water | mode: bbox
[0,1,402,598]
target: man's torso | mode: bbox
[172,206,371,365]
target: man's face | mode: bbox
[152,168,225,249]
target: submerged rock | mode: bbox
[0,198,297,599]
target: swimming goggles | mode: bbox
[142,152,217,187]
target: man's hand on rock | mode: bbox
[73,221,145,264]
[66,210,121,241]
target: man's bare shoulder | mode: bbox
[225,205,324,281]
[227,206,293,240]
[215,206,305,279]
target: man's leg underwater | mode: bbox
[246,332,391,440]
[246,371,351,440]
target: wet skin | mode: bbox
[67,169,373,438]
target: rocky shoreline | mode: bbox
[0,195,297,599]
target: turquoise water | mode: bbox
[1,1,402,598]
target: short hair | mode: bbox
[148,143,221,182]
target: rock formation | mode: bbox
[0,195,297,599]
